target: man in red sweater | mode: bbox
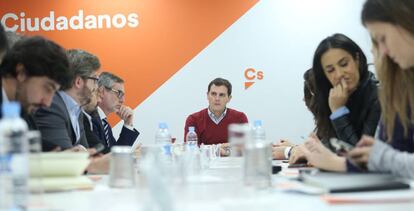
[184,78,248,153]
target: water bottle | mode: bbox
[252,120,266,140]
[0,102,29,210]
[185,126,198,150]
[155,122,172,157]
[184,127,200,175]
[243,121,271,189]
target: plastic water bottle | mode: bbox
[184,127,200,175]
[0,102,29,210]
[185,126,198,150]
[252,120,266,140]
[155,123,172,157]
[244,120,271,189]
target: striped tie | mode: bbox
[102,118,111,147]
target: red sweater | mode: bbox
[184,108,248,145]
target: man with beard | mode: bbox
[82,88,103,148]
[0,32,71,123]
[34,49,100,151]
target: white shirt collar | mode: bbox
[207,107,227,124]
[97,106,107,120]
[82,110,93,131]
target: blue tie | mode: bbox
[102,118,111,147]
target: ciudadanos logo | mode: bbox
[244,68,264,90]
[1,10,139,32]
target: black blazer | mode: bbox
[90,109,139,154]
[83,112,103,148]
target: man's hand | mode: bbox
[87,153,110,174]
[117,105,134,126]
[133,144,142,159]
[220,143,230,156]
[272,146,287,160]
[64,145,88,153]
[273,139,294,147]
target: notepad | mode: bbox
[29,152,90,177]
[28,152,93,192]
[299,172,410,193]
[29,176,93,192]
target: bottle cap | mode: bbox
[158,122,168,129]
[2,102,21,118]
[254,120,262,127]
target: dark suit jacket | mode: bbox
[33,92,89,151]
[83,112,103,148]
[90,110,139,154]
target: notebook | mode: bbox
[29,176,94,192]
[299,172,410,193]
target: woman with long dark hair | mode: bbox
[300,0,414,178]
[274,34,381,161]
[311,33,380,146]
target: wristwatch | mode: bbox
[284,146,293,159]
[223,147,231,156]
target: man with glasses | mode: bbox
[90,72,139,153]
[34,49,101,151]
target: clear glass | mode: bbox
[243,140,272,189]
[200,144,211,169]
[109,146,136,188]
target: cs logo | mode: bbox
[244,68,263,90]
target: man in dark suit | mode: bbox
[92,72,139,153]
[34,49,100,151]
[82,88,102,149]
[0,29,71,124]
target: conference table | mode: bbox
[30,157,414,211]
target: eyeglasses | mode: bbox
[85,76,99,84]
[105,87,125,99]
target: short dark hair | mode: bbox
[207,77,232,96]
[0,24,8,54]
[63,49,100,90]
[0,36,72,88]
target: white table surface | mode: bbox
[29,157,414,211]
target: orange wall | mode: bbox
[0,0,258,124]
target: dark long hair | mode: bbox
[303,68,320,134]
[311,33,369,139]
[361,0,414,138]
